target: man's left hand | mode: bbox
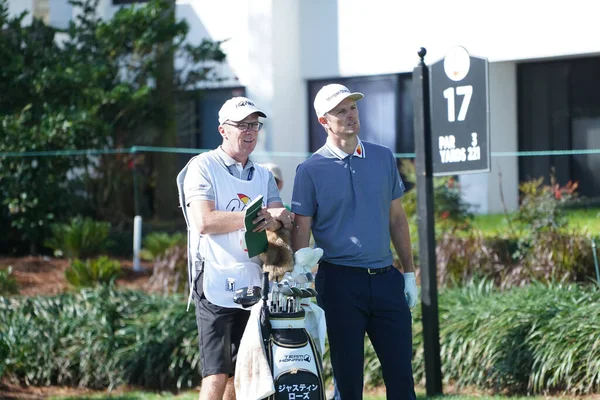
[268,208,295,230]
[252,208,275,232]
[402,272,418,308]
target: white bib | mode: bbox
[198,155,270,308]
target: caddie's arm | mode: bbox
[189,200,246,235]
[291,215,312,251]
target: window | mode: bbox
[176,87,245,169]
[518,56,600,198]
[307,74,414,155]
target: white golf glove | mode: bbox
[402,272,418,308]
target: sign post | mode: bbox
[412,48,443,397]
[412,46,490,397]
[430,46,490,176]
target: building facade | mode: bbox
[11,0,600,212]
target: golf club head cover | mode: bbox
[402,272,418,308]
[293,247,324,273]
[290,262,309,282]
[259,229,294,281]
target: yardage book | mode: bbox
[244,195,268,258]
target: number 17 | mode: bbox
[443,85,473,122]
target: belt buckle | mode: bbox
[367,268,377,275]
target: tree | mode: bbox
[0,0,226,253]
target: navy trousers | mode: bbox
[316,262,416,400]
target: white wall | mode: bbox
[269,0,306,203]
[299,0,340,79]
[48,0,71,29]
[176,0,249,84]
[460,61,519,213]
[336,0,600,76]
[487,62,519,213]
[8,0,33,24]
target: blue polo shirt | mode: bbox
[291,139,405,268]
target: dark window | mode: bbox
[307,74,413,155]
[518,56,600,198]
[176,86,245,169]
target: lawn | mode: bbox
[472,208,600,236]
[47,388,589,400]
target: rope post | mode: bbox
[133,215,143,272]
[592,239,600,286]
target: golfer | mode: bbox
[291,84,418,399]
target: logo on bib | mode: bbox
[226,193,251,211]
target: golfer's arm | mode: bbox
[266,201,285,231]
[389,198,415,273]
[189,200,244,234]
[291,215,312,251]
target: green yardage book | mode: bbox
[244,195,268,258]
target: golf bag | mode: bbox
[234,272,326,400]
[265,309,326,400]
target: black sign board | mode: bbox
[430,47,490,176]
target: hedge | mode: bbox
[1,283,599,395]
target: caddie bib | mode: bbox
[200,159,269,308]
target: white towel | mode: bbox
[301,301,327,357]
[234,302,275,400]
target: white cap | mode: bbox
[218,97,267,125]
[262,163,282,182]
[313,84,364,117]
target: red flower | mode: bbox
[554,190,562,200]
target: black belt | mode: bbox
[366,265,393,275]
[320,262,393,275]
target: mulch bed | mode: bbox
[0,256,153,297]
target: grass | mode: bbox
[47,388,591,400]
[472,207,600,236]
[565,208,600,233]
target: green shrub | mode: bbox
[141,232,187,295]
[529,293,600,393]
[435,231,500,287]
[0,331,7,377]
[400,159,474,232]
[3,284,600,395]
[146,244,188,295]
[511,176,579,261]
[140,232,186,261]
[0,266,18,295]
[523,229,596,283]
[514,176,577,233]
[410,282,600,394]
[65,256,122,288]
[44,217,111,259]
[0,286,198,390]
